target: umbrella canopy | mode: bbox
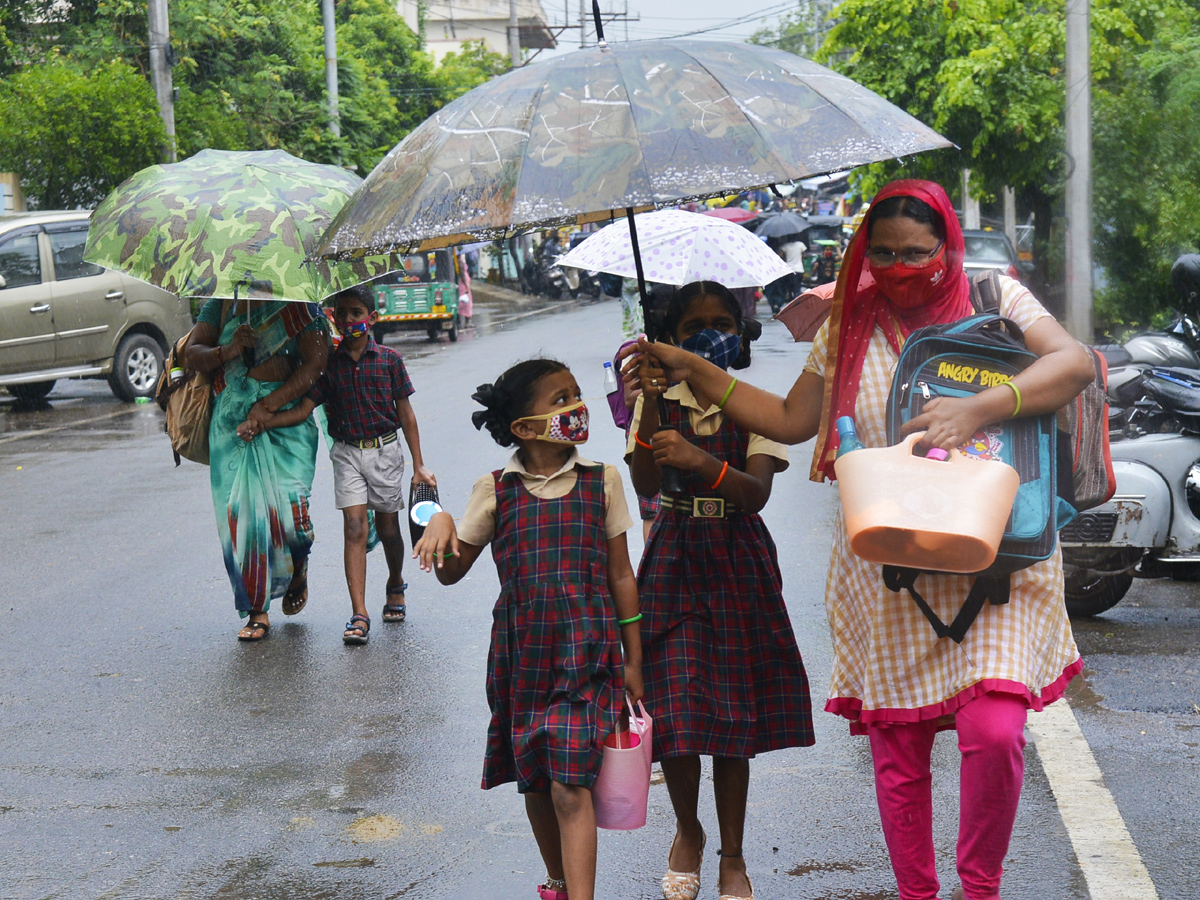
[756,211,810,240]
[557,210,792,289]
[774,281,836,342]
[86,149,395,304]
[701,207,759,226]
[316,39,952,260]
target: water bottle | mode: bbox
[169,367,185,386]
[836,416,864,457]
[603,360,619,396]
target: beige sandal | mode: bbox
[661,828,705,900]
[716,848,755,900]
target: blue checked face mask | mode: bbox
[680,328,741,371]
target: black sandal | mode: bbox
[382,582,408,623]
[282,561,309,616]
[237,620,270,642]
[343,614,370,645]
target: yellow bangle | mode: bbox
[718,378,738,409]
[1004,380,1022,418]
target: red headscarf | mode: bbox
[810,179,974,482]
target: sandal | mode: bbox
[343,614,370,645]
[237,620,269,642]
[662,828,705,900]
[716,848,754,900]
[281,561,309,616]
[536,876,567,900]
[382,582,407,623]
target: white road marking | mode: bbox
[0,406,143,445]
[1028,699,1160,900]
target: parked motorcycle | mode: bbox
[1060,254,1200,616]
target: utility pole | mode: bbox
[417,0,428,49]
[147,0,176,162]
[508,0,521,67]
[1064,0,1093,340]
[580,0,589,47]
[321,0,340,148]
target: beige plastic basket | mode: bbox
[834,432,1021,573]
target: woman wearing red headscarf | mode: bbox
[636,180,1094,900]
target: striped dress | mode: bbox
[805,277,1082,733]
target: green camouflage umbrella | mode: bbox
[317,39,952,260]
[86,149,394,304]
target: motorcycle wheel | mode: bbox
[545,284,562,300]
[1063,569,1134,617]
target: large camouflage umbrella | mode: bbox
[85,149,394,305]
[316,39,952,263]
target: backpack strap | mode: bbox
[968,270,1004,316]
[882,566,1010,644]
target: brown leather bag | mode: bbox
[155,299,233,467]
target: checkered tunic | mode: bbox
[805,277,1083,734]
[482,465,625,792]
[638,397,814,760]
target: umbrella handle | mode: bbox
[657,394,685,495]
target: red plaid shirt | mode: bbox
[309,337,414,442]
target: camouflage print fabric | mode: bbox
[86,149,395,304]
[317,40,951,260]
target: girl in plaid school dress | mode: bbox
[629,282,814,900]
[414,359,643,900]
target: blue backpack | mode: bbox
[883,301,1077,642]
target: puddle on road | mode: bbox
[347,814,406,842]
[313,857,375,868]
[787,859,860,876]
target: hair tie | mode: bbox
[470,409,491,432]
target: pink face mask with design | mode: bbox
[516,400,590,445]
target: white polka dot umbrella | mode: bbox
[556,209,793,289]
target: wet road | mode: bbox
[1,295,1196,899]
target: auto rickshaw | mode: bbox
[371,249,461,342]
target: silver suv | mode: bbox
[0,210,192,403]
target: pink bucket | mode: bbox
[592,698,652,830]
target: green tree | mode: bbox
[0,57,165,208]
[1093,20,1200,323]
[759,0,1196,323]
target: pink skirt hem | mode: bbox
[825,657,1084,736]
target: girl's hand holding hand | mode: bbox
[636,354,667,402]
[247,399,277,425]
[236,419,259,442]
[623,660,644,704]
[900,396,989,452]
[413,511,459,572]
[651,429,705,472]
[636,338,694,386]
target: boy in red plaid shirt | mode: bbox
[254,285,435,644]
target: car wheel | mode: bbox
[448,320,458,342]
[1063,569,1133,618]
[426,323,440,341]
[8,380,56,405]
[109,333,164,401]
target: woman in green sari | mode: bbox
[188,297,329,641]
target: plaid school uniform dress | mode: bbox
[639,397,814,761]
[482,464,625,793]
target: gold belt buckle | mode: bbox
[692,497,725,518]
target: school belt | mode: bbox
[659,495,741,519]
[338,431,398,450]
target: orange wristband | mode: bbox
[710,460,729,490]
[634,433,653,450]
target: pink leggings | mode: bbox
[867,692,1028,900]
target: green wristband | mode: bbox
[617,613,643,626]
[718,378,738,410]
[1004,380,1022,418]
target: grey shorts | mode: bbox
[331,438,406,513]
